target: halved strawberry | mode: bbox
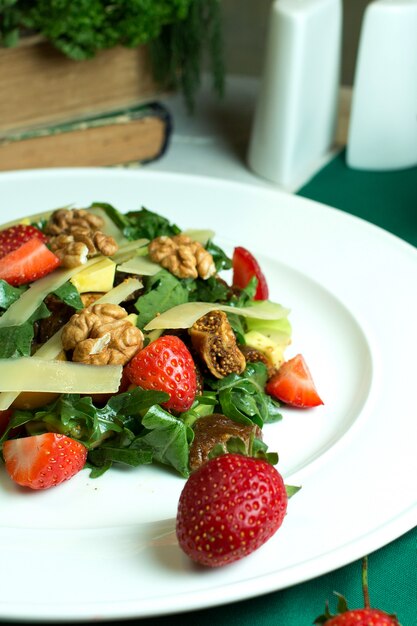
[265,354,323,408]
[3,433,87,490]
[0,224,47,259]
[0,238,60,286]
[124,335,197,413]
[232,246,269,300]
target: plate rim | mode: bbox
[0,167,416,622]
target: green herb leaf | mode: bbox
[0,280,25,310]
[135,269,188,328]
[207,362,282,428]
[53,281,84,310]
[93,203,181,241]
[206,240,232,272]
[0,301,51,359]
[132,404,193,477]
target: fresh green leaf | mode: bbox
[88,445,153,469]
[135,269,188,328]
[5,387,170,450]
[205,240,232,272]
[0,323,35,358]
[285,484,302,498]
[0,280,25,310]
[207,362,282,428]
[230,276,258,307]
[181,391,217,427]
[184,275,230,304]
[53,281,84,310]
[226,312,247,345]
[0,301,51,358]
[93,203,181,241]
[132,404,193,477]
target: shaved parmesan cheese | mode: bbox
[95,277,142,305]
[0,277,142,410]
[117,255,160,276]
[111,239,149,263]
[182,229,216,246]
[88,206,129,246]
[0,258,103,329]
[0,392,21,411]
[0,358,122,394]
[144,301,290,331]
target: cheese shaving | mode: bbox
[0,258,103,329]
[0,358,122,394]
[144,301,290,331]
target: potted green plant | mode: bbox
[0,0,224,131]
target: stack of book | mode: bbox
[0,37,172,170]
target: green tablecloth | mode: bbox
[98,152,416,626]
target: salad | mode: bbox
[0,202,323,491]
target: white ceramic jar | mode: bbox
[247,0,342,190]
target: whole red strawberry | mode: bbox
[0,224,47,259]
[124,335,197,413]
[314,558,401,625]
[176,453,288,567]
[3,433,87,490]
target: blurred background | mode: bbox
[221,0,370,85]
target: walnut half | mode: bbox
[189,310,246,378]
[61,303,144,366]
[148,234,216,280]
[46,208,118,268]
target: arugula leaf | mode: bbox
[0,280,25,310]
[88,445,153,472]
[207,362,282,428]
[181,391,217,427]
[135,269,188,328]
[132,404,193,477]
[0,324,35,359]
[93,203,181,241]
[53,281,84,310]
[0,301,51,359]
[206,240,232,272]
[7,387,169,449]
[230,276,258,307]
[183,275,230,303]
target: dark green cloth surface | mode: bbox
[298,150,417,248]
[82,151,416,626]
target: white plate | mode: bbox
[0,168,416,622]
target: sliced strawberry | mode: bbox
[124,335,197,413]
[232,246,269,300]
[0,238,60,286]
[0,224,47,259]
[3,433,87,490]
[265,353,323,408]
[176,453,288,567]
